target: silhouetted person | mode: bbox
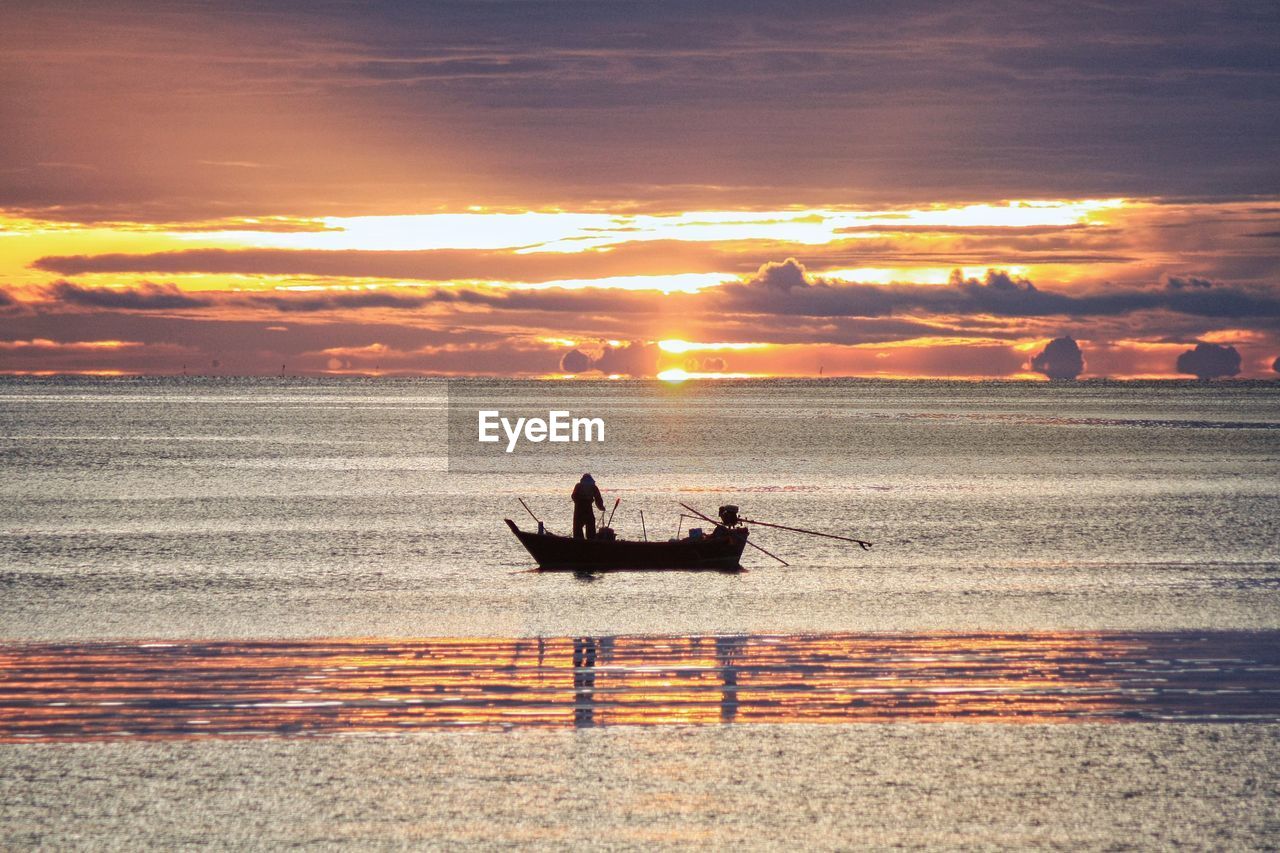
[571,473,604,540]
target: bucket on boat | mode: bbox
[688,528,703,540]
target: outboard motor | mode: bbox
[717,505,741,528]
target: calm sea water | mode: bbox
[1,377,1278,638]
[3,377,1279,847]
[3,632,1277,742]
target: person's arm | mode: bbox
[593,486,604,510]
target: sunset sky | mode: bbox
[2,1,1278,378]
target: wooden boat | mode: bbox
[505,518,748,572]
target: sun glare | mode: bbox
[657,367,757,381]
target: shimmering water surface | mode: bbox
[3,378,1278,847]
[2,377,1277,638]
[2,632,1278,741]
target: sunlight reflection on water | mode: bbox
[1,632,1277,740]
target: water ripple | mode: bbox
[1,632,1278,740]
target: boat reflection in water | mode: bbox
[1,632,1277,741]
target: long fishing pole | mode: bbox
[679,502,789,566]
[738,516,873,550]
[517,497,541,526]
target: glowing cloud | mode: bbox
[658,339,770,354]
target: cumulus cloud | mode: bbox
[752,258,813,290]
[49,281,210,310]
[1176,342,1241,380]
[560,348,592,373]
[724,263,1051,317]
[559,341,660,376]
[1030,336,1085,379]
[956,269,1036,293]
[723,261,1280,320]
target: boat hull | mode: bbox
[506,519,747,571]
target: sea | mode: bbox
[2,377,1278,848]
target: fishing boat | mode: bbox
[506,500,872,573]
[505,518,749,572]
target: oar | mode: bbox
[640,510,647,542]
[606,497,620,527]
[679,502,789,566]
[738,516,873,550]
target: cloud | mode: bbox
[246,291,435,312]
[559,341,660,376]
[560,348,592,373]
[0,336,196,374]
[688,355,726,372]
[4,287,1275,378]
[1164,274,1215,290]
[1030,336,1085,379]
[0,338,144,352]
[752,258,813,290]
[19,260,1280,379]
[5,1,1280,221]
[722,260,1280,320]
[0,288,26,316]
[44,281,449,315]
[22,197,1280,306]
[48,281,210,310]
[1175,342,1241,379]
[0,304,586,375]
[1157,287,1280,319]
[31,241,734,283]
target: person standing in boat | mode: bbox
[571,473,605,540]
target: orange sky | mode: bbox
[2,2,1278,379]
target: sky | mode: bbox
[1,0,1278,378]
